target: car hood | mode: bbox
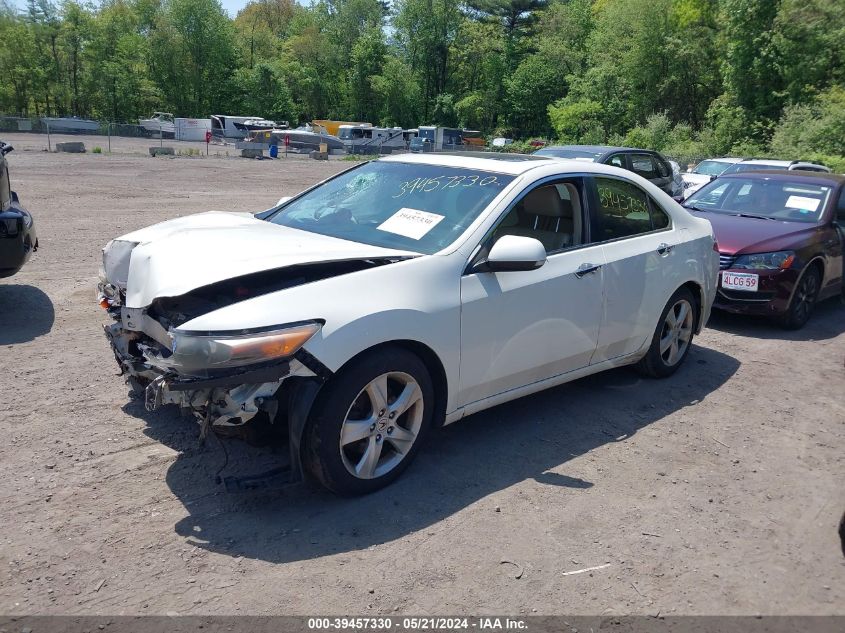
[700,211,818,255]
[105,211,418,308]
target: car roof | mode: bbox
[718,170,845,185]
[541,145,650,155]
[379,151,553,175]
[738,159,792,166]
[700,157,744,163]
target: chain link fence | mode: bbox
[0,115,238,156]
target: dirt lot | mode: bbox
[1,138,844,616]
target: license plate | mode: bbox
[721,271,759,292]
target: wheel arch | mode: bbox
[346,340,449,428]
[679,280,705,333]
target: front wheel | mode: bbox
[779,266,820,330]
[303,346,434,495]
[636,287,697,378]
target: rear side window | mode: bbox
[630,154,658,179]
[592,177,669,241]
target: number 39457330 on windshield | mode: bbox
[394,175,500,198]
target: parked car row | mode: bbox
[533,145,686,200]
[3,133,841,495]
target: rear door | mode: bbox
[586,175,682,362]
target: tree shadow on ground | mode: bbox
[124,344,740,564]
[0,283,54,344]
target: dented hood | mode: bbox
[107,212,417,308]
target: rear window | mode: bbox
[692,160,733,176]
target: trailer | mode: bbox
[175,118,211,142]
[338,125,408,154]
[411,126,465,152]
[210,115,259,140]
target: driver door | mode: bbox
[458,178,605,408]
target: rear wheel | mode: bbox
[780,266,820,330]
[303,346,433,495]
[636,287,697,378]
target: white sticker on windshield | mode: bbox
[786,195,820,212]
[377,208,445,240]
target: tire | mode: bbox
[779,266,821,330]
[636,287,697,378]
[303,346,434,495]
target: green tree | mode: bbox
[720,0,783,127]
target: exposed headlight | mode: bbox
[732,251,795,270]
[169,322,322,372]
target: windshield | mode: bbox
[533,147,600,161]
[684,177,831,223]
[692,160,733,176]
[267,161,515,254]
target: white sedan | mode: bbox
[99,153,719,494]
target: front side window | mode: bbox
[267,161,514,254]
[489,180,584,254]
[592,177,668,241]
[685,177,832,223]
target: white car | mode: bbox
[681,157,745,198]
[98,154,719,494]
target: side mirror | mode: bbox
[11,191,19,203]
[276,196,292,207]
[709,175,717,181]
[475,235,547,273]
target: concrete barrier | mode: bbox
[149,147,175,157]
[241,148,264,158]
[56,142,86,153]
[309,150,329,161]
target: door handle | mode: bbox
[575,263,602,278]
[657,243,673,255]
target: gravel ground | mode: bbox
[1,140,844,616]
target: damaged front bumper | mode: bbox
[104,320,300,429]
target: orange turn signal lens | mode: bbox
[99,298,111,309]
[779,254,795,269]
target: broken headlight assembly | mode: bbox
[167,321,322,373]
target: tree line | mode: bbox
[1,0,843,164]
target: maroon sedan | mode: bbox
[683,171,845,328]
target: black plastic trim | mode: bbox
[294,347,334,381]
[167,361,290,391]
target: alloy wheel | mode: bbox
[792,271,819,324]
[659,298,693,366]
[339,371,424,479]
